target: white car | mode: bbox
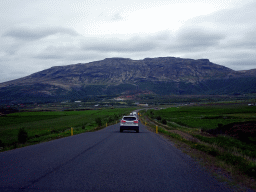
[120,115,139,133]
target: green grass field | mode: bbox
[143,103,256,183]
[147,104,256,130]
[0,108,135,150]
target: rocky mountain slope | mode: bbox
[0,57,256,103]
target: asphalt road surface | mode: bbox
[1,123,235,192]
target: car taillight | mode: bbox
[134,120,138,124]
[121,120,126,123]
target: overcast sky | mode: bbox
[1,0,256,83]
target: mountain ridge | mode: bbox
[0,57,256,103]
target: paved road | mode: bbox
[1,123,234,192]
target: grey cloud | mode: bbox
[185,1,256,29]
[222,27,256,50]
[209,1,256,25]
[34,53,64,60]
[33,44,105,63]
[151,30,172,41]
[3,26,78,41]
[183,46,256,71]
[222,56,256,71]
[33,32,168,64]
[111,13,123,21]
[37,52,105,63]
[82,37,158,53]
[66,52,107,62]
[33,45,73,60]
[169,27,225,52]
[169,1,256,71]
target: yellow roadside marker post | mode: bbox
[156,125,158,134]
[106,122,107,127]
[71,127,73,136]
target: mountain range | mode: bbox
[0,57,256,104]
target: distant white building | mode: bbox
[138,103,149,107]
[75,101,82,103]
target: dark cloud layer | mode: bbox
[3,26,78,41]
[169,27,225,52]
[81,37,158,53]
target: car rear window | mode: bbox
[123,117,136,121]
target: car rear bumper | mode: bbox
[120,126,139,130]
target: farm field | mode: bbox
[142,103,256,188]
[148,103,256,130]
[0,108,135,151]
